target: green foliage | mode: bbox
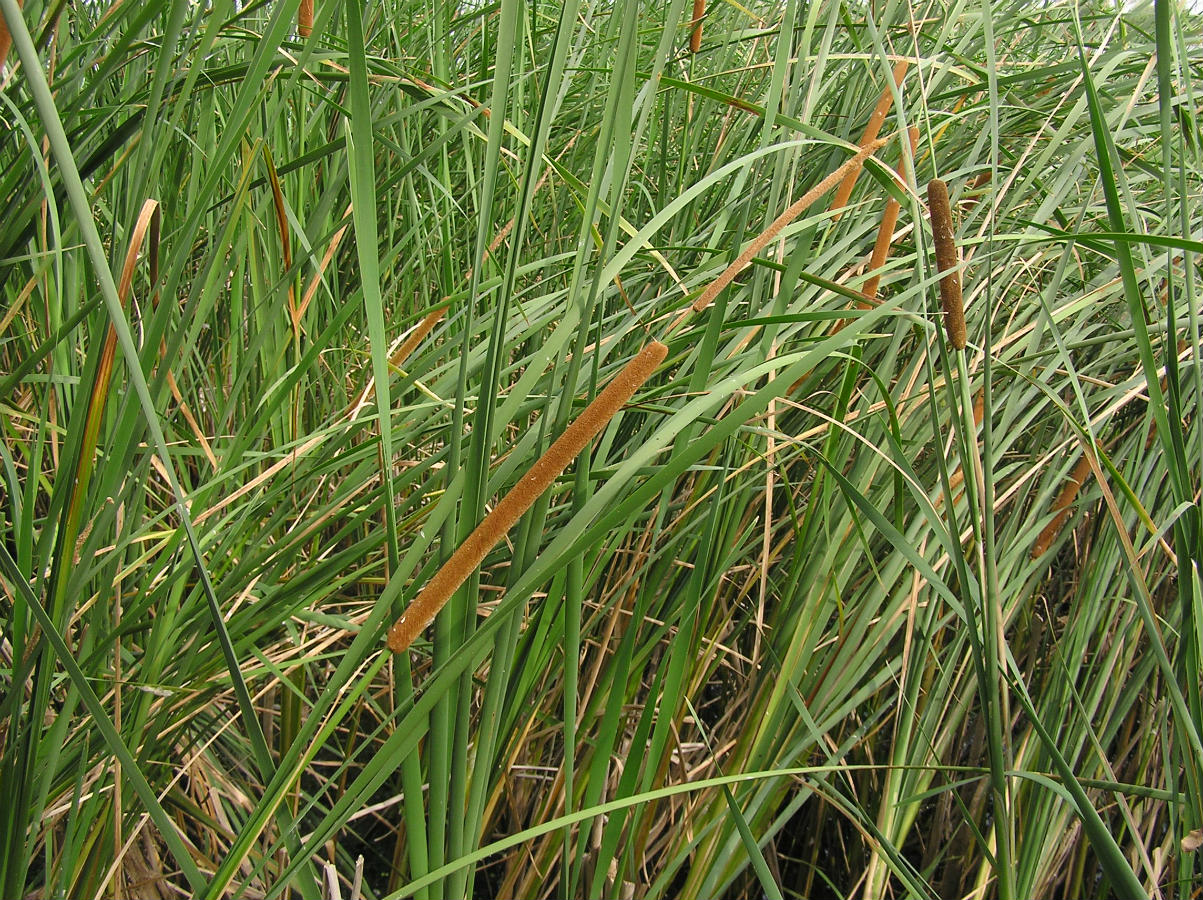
[1,0,1201,896]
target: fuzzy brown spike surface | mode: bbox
[689,0,705,52]
[0,0,25,71]
[388,340,669,653]
[927,178,965,350]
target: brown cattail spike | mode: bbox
[689,0,705,53]
[1031,453,1094,558]
[387,341,669,653]
[830,59,909,219]
[861,197,900,303]
[391,307,445,369]
[687,138,888,319]
[299,0,314,37]
[861,126,919,303]
[0,0,25,72]
[927,178,965,350]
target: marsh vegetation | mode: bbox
[2,0,1202,897]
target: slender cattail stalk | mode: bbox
[936,388,986,509]
[927,178,965,350]
[689,0,705,53]
[388,340,669,653]
[830,59,909,219]
[1031,453,1095,558]
[298,0,314,38]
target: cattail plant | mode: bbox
[830,59,909,219]
[677,137,889,331]
[861,196,901,303]
[860,126,919,302]
[0,0,23,71]
[689,0,705,53]
[1031,452,1095,558]
[388,340,669,653]
[298,0,313,38]
[345,306,447,418]
[927,178,965,350]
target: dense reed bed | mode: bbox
[1,0,1202,897]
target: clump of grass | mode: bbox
[1,0,1200,898]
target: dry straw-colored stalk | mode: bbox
[298,0,314,37]
[689,0,705,53]
[1031,452,1095,558]
[927,178,965,350]
[830,59,909,219]
[388,340,669,653]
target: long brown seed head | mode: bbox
[387,340,669,653]
[689,0,705,53]
[927,178,965,350]
[862,199,900,303]
[861,126,918,302]
[299,0,314,37]
[1031,453,1095,558]
[0,0,25,71]
[830,59,909,219]
[686,137,889,320]
[391,307,446,369]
